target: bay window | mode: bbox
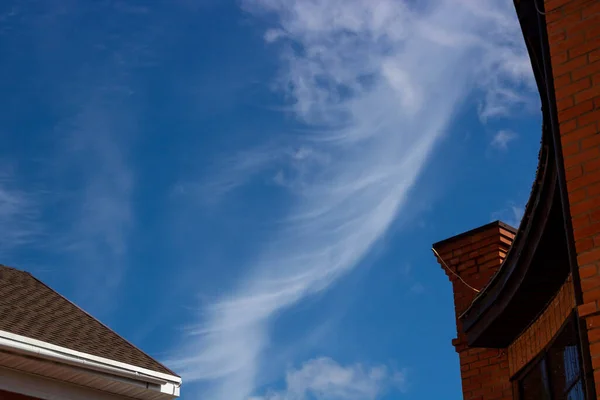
[518,318,584,400]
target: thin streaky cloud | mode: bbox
[172,1,535,399]
[58,103,135,312]
[0,171,43,257]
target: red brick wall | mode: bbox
[507,276,575,376]
[0,390,40,399]
[544,0,600,395]
[434,223,515,400]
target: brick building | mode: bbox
[433,0,599,398]
[0,265,181,399]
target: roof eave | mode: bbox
[0,329,181,397]
[456,0,569,348]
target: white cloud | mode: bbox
[492,203,524,228]
[57,102,135,311]
[0,115,133,314]
[250,357,405,400]
[172,1,534,399]
[491,130,518,150]
[0,0,154,314]
[265,28,287,42]
[181,145,280,203]
[0,170,42,256]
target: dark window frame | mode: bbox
[512,312,588,400]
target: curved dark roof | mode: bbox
[457,0,572,347]
[459,136,548,320]
[0,264,177,376]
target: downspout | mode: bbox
[533,2,596,399]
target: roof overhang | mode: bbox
[457,0,572,348]
[0,330,181,399]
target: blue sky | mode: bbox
[1,1,542,399]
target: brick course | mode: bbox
[434,1,600,397]
[545,0,600,394]
[434,223,515,400]
[507,276,575,376]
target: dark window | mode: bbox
[521,359,551,400]
[519,320,584,400]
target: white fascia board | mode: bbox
[0,365,128,400]
[0,330,182,389]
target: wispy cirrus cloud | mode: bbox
[0,171,42,257]
[490,130,518,151]
[0,123,133,312]
[250,357,405,400]
[58,104,135,307]
[0,0,147,311]
[172,1,534,399]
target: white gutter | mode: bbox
[0,330,181,397]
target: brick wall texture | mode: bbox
[434,223,515,400]
[507,276,575,376]
[435,228,577,399]
[432,1,600,398]
[545,0,600,395]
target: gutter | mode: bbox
[0,330,181,397]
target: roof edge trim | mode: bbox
[432,221,517,250]
[0,330,182,385]
[3,263,177,377]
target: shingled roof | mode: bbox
[0,264,176,376]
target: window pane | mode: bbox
[567,381,584,400]
[548,321,581,394]
[521,361,551,400]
